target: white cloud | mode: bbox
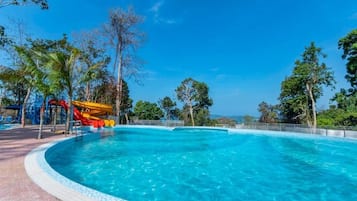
[215,74,228,80]
[150,1,164,13]
[149,0,178,25]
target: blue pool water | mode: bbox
[46,127,357,200]
[0,124,12,130]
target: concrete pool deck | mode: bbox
[0,125,65,201]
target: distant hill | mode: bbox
[211,114,257,123]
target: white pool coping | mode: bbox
[25,136,124,201]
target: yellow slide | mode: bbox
[72,101,115,127]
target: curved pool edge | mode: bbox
[24,136,125,201]
[24,125,357,201]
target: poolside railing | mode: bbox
[131,120,185,127]
[237,122,357,139]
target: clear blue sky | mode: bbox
[1,0,356,116]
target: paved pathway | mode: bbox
[0,125,66,201]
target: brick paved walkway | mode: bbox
[0,125,66,201]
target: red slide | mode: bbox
[49,99,105,128]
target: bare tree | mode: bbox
[103,6,144,124]
[0,0,48,9]
[72,30,109,102]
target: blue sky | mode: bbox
[1,0,356,116]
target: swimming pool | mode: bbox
[45,127,357,200]
[0,124,13,130]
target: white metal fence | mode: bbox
[237,122,357,139]
[131,120,184,127]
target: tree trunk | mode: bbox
[116,48,123,125]
[37,99,45,139]
[52,105,57,132]
[21,87,31,128]
[306,83,317,129]
[85,82,90,101]
[66,96,73,133]
[189,104,195,126]
[125,113,129,124]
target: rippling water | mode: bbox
[46,127,357,201]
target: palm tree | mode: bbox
[45,47,81,133]
[15,46,56,139]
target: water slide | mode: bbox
[48,100,113,128]
[72,101,115,127]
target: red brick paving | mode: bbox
[0,125,66,201]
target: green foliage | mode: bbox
[91,72,116,104]
[134,100,163,120]
[76,34,110,101]
[213,117,237,127]
[0,25,12,47]
[279,42,335,126]
[243,115,255,124]
[331,89,357,112]
[158,96,178,120]
[0,97,15,106]
[0,66,28,104]
[176,78,213,126]
[258,101,278,123]
[338,29,357,93]
[195,109,211,126]
[318,109,357,127]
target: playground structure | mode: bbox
[48,100,115,128]
[1,95,115,128]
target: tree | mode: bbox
[103,6,144,125]
[44,43,82,132]
[331,89,357,112]
[158,96,177,120]
[243,115,255,124]
[0,0,48,9]
[176,78,197,126]
[258,101,278,123]
[134,100,163,120]
[279,42,335,128]
[0,66,28,106]
[0,0,48,47]
[16,45,56,138]
[120,79,133,124]
[338,29,357,93]
[176,78,213,126]
[73,30,110,101]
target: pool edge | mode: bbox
[24,136,125,201]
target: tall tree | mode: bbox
[73,30,110,101]
[279,42,335,128]
[103,6,144,125]
[120,79,133,124]
[338,29,357,93]
[176,78,213,126]
[258,101,278,123]
[15,45,54,138]
[0,66,27,106]
[44,45,82,132]
[176,78,197,126]
[134,100,163,120]
[158,96,177,120]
